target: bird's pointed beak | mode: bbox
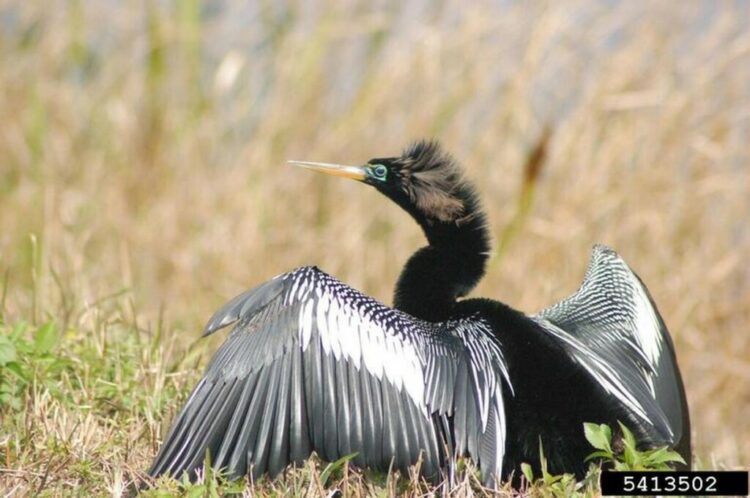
[288,160,367,181]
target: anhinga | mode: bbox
[148,141,691,486]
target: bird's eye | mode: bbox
[371,164,388,180]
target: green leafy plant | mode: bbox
[520,441,597,498]
[584,421,686,471]
[143,452,248,498]
[319,452,358,487]
[0,320,69,410]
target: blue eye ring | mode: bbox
[371,164,388,180]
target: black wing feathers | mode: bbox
[203,278,285,337]
[535,245,690,464]
[149,267,510,485]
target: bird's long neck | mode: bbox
[393,189,490,322]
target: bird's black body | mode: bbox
[149,141,691,487]
[457,297,652,478]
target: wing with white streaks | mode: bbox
[534,245,690,457]
[149,266,511,485]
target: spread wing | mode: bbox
[534,245,690,458]
[149,266,511,485]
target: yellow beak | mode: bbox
[288,160,367,181]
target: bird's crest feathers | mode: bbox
[396,140,467,222]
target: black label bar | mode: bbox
[601,470,749,496]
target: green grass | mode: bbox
[0,311,185,495]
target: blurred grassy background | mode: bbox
[1,0,749,492]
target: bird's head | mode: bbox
[290,140,478,227]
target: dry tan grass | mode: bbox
[1,0,749,495]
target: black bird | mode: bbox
[148,141,690,487]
